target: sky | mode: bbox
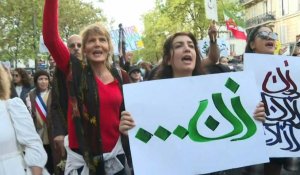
[86,0,156,31]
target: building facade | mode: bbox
[241,0,300,54]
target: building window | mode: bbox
[263,1,267,14]
[281,0,284,15]
[230,44,235,55]
[267,0,272,12]
[279,25,287,44]
[251,6,255,18]
[281,0,289,16]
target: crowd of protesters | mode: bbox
[1,0,300,174]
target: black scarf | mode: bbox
[68,55,124,175]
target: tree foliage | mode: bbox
[135,0,243,64]
[0,0,106,66]
[58,0,106,39]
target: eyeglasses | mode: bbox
[256,31,278,40]
[68,43,82,49]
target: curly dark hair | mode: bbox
[154,32,204,79]
[14,68,31,88]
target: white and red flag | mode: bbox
[224,9,247,40]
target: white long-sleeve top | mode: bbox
[0,98,47,175]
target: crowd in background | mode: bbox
[1,27,300,175]
[1,0,300,175]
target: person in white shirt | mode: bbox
[0,64,48,175]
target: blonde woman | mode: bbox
[43,0,132,174]
[0,64,47,175]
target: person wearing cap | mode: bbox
[128,66,142,83]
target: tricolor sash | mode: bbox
[35,94,47,122]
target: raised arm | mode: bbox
[201,23,220,67]
[43,0,70,74]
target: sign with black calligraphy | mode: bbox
[244,53,300,158]
[198,38,230,58]
[123,71,268,175]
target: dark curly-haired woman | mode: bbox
[12,68,32,103]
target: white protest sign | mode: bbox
[123,71,269,175]
[198,38,230,58]
[244,53,300,158]
[205,0,218,21]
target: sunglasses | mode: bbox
[68,43,82,49]
[256,31,278,40]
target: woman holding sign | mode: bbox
[43,0,133,174]
[120,30,266,132]
[244,25,300,175]
[119,30,266,175]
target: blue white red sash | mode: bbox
[35,94,47,122]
